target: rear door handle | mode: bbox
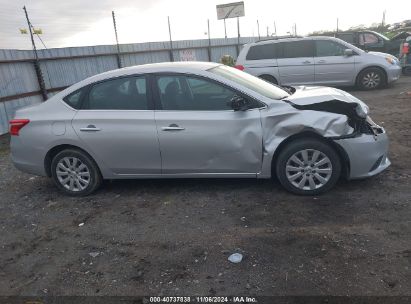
[162,126,185,131]
[317,60,326,63]
[302,60,311,64]
[80,125,101,132]
[162,124,185,131]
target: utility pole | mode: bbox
[112,11,122,68]
[168,16,174,61]
[273,21,277,37]
[23,6,47,101]
[223,18,227,39]
[382,10,386,28]
[294,23,297,36]
[266,26,269,37]
[207,19,212,61]
[236,17,240,56]
[257,20,260,40]
[337,18,339,33]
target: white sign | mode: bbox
[216,2,245,20]
[179,49,197,61]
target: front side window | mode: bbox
[315,40,346,57]
[86,76,148,110]
[359,33,379,46]
[246,43,277,60]
[156,75,236,111]
[277,40,314,58]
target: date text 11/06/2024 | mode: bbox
[148,296,258,303]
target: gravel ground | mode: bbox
[0,78,410,296]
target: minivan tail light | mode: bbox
[234,64,245,71]
[9,119,30,136]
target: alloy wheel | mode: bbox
[56,157,91,192]
[285,149,333,191]
[362,71,381,89]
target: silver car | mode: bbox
[10,62,390,196]
[235,36,401,90]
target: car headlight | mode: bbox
[385,56,399,65]
[385,57,395,64]
[356,103,369,118]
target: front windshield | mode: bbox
[209,65,289,100]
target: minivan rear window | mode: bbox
[246,43,276,60]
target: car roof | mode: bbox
[55,61,222,98]
[95,61,220,79]
[248,36,338,46]
[73,61,220,87]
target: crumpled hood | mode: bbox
[283,86,369,116]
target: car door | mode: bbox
[71,75,161,175]
[243,43,280,81]
[314,39,356,85]
[276,40,315,85]
[152,74,263,176]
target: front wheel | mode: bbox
[51,149,102,196]
[275,139,341,195]
[357,68,386,90]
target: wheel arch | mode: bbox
[270,131,350,179]
[44,144,101,177]
[258,74,278,84]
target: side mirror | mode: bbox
[227,95,250,111]
[344,49,354,56]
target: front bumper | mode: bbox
[386,65,402,83]
[334,132,390,179]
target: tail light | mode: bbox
[9,119,30,136]
[234,64,245,71]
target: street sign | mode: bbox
[216,2,245,20]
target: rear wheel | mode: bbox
[51,149,102,196]
[357,67,386,90]
[276,138,341,195]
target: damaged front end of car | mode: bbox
[259,86,390,180]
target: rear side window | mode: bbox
[85,76,148,110]
[63,88,87,109]
[277,40,314,58]
[246,43,276,60]
[336,33,354,44]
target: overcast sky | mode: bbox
[0,0,409,50]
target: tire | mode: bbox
[259,74,278,84]
[275,138,341,195]
[51,149,102,196]
[357,67,386,90]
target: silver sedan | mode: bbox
[10,62,390,196]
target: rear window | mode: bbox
[246,43,276,60]
[277,40,314,58]
[336,33,355,44]
[63,87,87,109]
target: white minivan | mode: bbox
[235,36,401,90]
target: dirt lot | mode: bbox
[0,78,410,297]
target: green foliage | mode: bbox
[220,55,235,67]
